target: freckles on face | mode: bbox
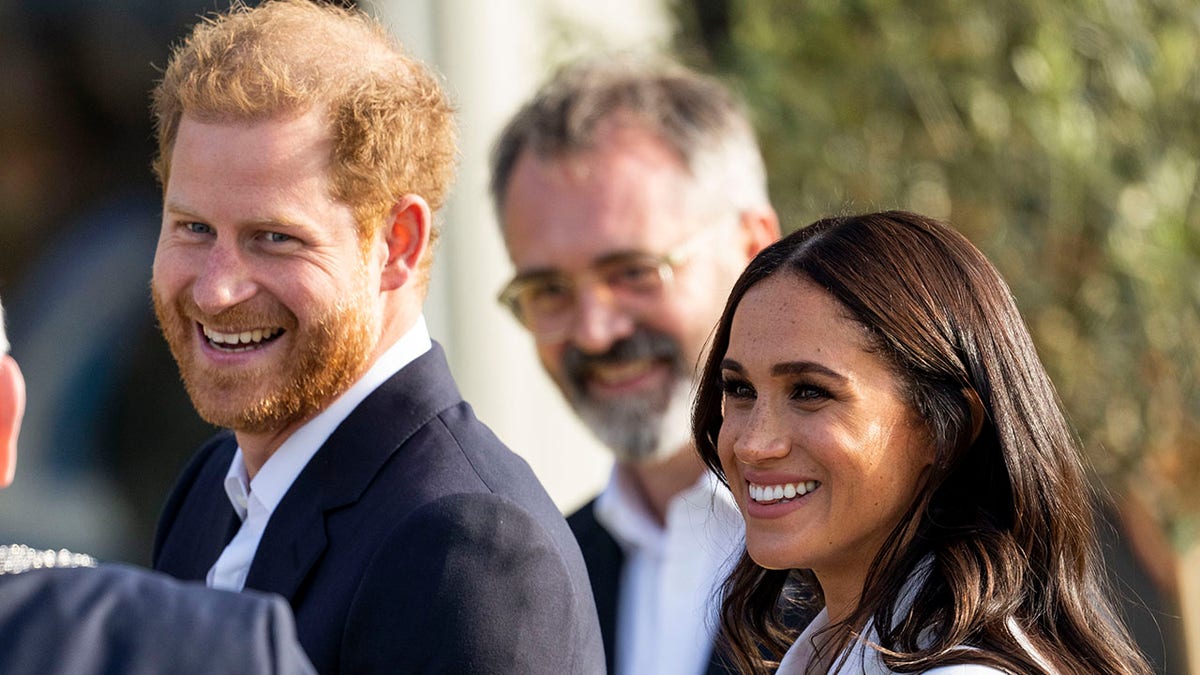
[152,111,378,435]
[716,275,932,588]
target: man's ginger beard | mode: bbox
[152,286,376,434]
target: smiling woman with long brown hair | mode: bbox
[694,211,1152,674]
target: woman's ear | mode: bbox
[379,194,432,292]
[0,355,26,488]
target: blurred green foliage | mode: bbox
[675,0,1200,545]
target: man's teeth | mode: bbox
[203,326,283,352]
[748,480,820,503]
[591,359,654,385]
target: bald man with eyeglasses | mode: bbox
[490,57,782,675]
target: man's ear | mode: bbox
[379,195,433,292]
[738,206,781,262]
[0,355,26,489]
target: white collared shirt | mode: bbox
[594,467,743,675]
[206,316,432,591]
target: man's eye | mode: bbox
[606,260,662,290]
[184,222,213,235]
[263,231,293,243]
[523,280,572,311]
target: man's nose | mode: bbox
[192,242,257,315]
[567,283,635,354]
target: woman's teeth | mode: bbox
[748,480,820,504]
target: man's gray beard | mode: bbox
[561,327,695,463]
[573,377,694,463]
[564,362,696,461]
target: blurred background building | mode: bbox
[0,0,1194,672]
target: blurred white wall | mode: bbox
[366,0,672,512]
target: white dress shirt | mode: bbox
[207,316,432,591]
[594,467,743,675]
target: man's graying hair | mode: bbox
[489,56,769,219]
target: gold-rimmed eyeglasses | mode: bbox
[498,221,730,342]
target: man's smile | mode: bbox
[586,357,669,390]
[201,324,286,353]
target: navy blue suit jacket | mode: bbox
[154,343,605,674]
[0,564,313,674]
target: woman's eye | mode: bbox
[720,377,755,400]
[792,384,830,401]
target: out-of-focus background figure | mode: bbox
[489,56,780,674]
[0,0,1194,672]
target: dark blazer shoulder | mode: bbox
[0,564,313,675]
[343,492,600,674]
[237,344,604,674]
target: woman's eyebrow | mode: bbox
[770,360,847,382]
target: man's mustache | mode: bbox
[562,329,683,386]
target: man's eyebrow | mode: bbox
[515,249,655,277]
[163,200,200,218]
[594,249,660,266]
[162,201,305,230]
[510,267,566,283]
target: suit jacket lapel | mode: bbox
[242,485,328,598]
[156,438,241,581]
[242,343,463,599]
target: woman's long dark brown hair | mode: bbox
[693,211,1151,674]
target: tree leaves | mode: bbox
[676,0,1200,544]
